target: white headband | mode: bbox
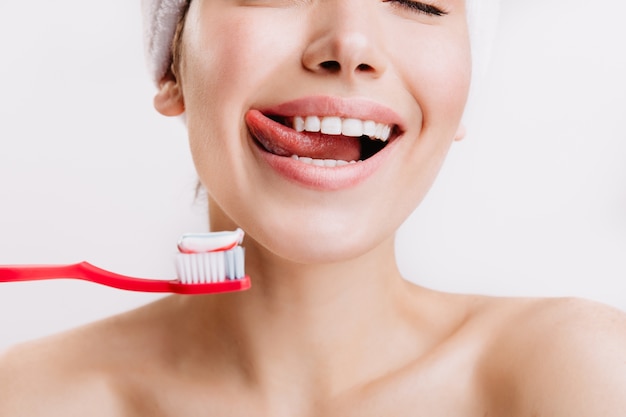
[141,0,188,85]
[141,0,500,86]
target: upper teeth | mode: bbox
[293,116,392,142]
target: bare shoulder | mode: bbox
[0,297,176,416]
[0,328,123,416]
[479,296,626,416]
[0,334,121,416]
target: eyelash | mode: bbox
[385,0,448,16]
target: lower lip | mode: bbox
[249,134,396,191]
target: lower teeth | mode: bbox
[291,155,357,167]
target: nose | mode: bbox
[301,2,388,80]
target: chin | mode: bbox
[242,210,395,266]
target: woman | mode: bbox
[1,0,625,415]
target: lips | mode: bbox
[245,96,404,189]
[246,103,400,165]
[246,110,363,162]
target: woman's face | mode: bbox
[160,0,471,264]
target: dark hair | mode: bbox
[170,0,193,82]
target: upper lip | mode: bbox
[256,95,406,133]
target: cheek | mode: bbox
[183,20,259,113]
[430,45,472,118]
[183,7,302,109]
[393,35,471,206]
[409,46,470,124]
[390,22,472,127]
[180,17,263,184]
[181,10,301,170]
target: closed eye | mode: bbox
[384,0,448,16]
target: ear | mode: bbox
[453,123,466,142]
[153,73,185,117]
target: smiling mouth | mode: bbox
[247,110,400,167]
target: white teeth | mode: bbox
[294,116,305,132]
[342,118,363,137]
[304,116,321,132]
[320,116,342,135]
[292,116,393,142]
[379,125,390,141]
[362,120,376,137]
[291,155,357,167]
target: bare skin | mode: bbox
[2,0,626,414]
[1,234,626,416]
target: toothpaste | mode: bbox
[177,228,245,254]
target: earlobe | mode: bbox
[453,123,467,142]
[153,77,185,117]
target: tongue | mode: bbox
[246,110,361,162]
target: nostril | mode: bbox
[356,63,374,72]
[319,61,375,74]
[319,60,341,72]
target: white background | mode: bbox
[1,1,625,349]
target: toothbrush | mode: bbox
[0,229,250,295]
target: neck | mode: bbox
[230,243,414,384]
[182,209,434,403]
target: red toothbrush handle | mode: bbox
[0,263,87,282]
[0,262,251,295]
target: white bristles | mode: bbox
[175,246,246,284]
[234,246,244,279]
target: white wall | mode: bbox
[397,0,626,304]
[1,0,624,349]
